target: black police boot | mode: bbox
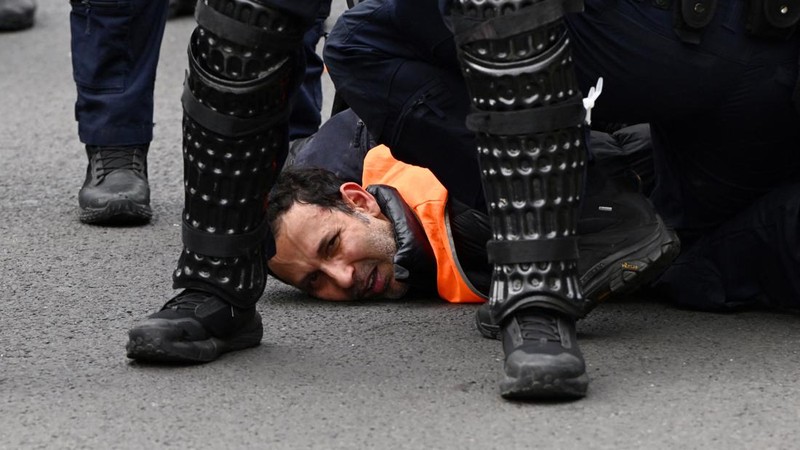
[78,145,152,225]
[500,308,588,399]
[576,174,681,312]
[0,0,35,31]
[127,290,263,363]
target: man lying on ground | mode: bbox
[268,132,679,340]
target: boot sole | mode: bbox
[500,372,589,400]
[126,316,263,364]
[80,200,152,225]
[580,216,681,312]
[475,217,681,340]
[0,12,35,31]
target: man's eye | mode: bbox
[327,234,339,253]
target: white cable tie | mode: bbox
[582,77,604,126]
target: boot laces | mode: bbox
[162,291,236,317]
[162,291,208,311]
[517,314,561,342]
[94,148,145,179]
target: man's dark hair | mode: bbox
[267,167,355,236]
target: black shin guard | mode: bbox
[173,0,305,308]
[450,0,587,323]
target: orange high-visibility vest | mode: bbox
[362,145,486,303]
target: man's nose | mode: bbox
[321,260,355,289]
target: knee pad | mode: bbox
[174,0,307,307]
[450,0,588,321]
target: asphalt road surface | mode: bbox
[2,2,799,449]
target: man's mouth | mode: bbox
[364,266,385,298]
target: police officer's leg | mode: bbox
[289,0,332,140]
[657,183,800,312]
[448,0,589,399]
[70,0,168,224]
[324,0,485,211]
[126,0,320,363]
[566,0,800,231]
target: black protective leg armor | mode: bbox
[450,0,588,323]
[174,0,306,308]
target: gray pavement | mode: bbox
[2,2,800,449]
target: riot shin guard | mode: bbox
[174,0,305,308]
[450,0,588,323]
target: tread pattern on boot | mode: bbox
[581,221,680,312]
[80,200,153,225]
[126,328,263,364]
[500,373,589,400]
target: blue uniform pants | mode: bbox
[659,182,800,312]
[69,0,169,147]
[289,0,332,140]
[567,0,800,233]
[69,0,323,147]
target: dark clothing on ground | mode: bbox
[659,183,800,312]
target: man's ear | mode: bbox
[340,182,382,217]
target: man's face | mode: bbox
[268,183,409,301]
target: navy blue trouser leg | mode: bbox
[289,0,332,140]
[657,183,800,311]
[70,0,169,147]
[565,0,800,232]
[324,0,485,211]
